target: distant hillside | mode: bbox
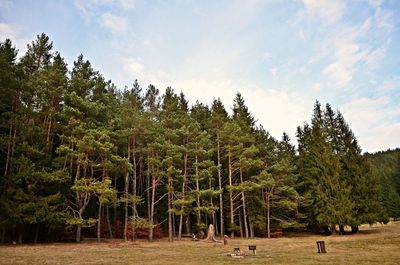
[365,148,400,219]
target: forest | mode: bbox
[0,34,399,244]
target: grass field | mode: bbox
[1,221,399,265]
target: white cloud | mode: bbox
[121,57,170,90]
[365,47,385,68]
[342,96,400,152]
[368,0,383,8]
[0,0,13,9]
[270,68,277,77]
[322,60,352,87]
[303,0,345,24]
[311,83,321,92]
[99,13,128,33]
[120,53,310,142]
[167,78,310,141]
[245,88,309,139]
[321,41,364,87]
[0,23,17,40]
[263,52,272,60]
[75,0,136,21]
[301,1,393,89]
[0,23,29,56]
[298,29,305,41]
[119,0,136,10]
[320,15,388,87]
[123,58,147,80]
[375,8,394,34]
[377,76,400,92]
[74,0,113,18]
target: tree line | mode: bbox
[0,34,396,243]
[366,148,400,220]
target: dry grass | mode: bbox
[1,221,400,265]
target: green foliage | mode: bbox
[297,101,384,232]
[0,35,389,243]
[366,149,400,220]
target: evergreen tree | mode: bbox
[220,120,246,238]
[210,98,228,236]
[366,149,400,220]
[297,101,353,234]
[0,35,69,243]
[120,80,145,240]
[0,34,392,243]
[160,87,184,241]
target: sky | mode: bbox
[0,0,399,153]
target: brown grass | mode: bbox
[1,221,400,265]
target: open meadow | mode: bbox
[1,221,399,265]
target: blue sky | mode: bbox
[0,0,399,152]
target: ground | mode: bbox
[1,221,399,265]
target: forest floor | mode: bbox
[1,221,399,265]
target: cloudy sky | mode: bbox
[0,0,399,152]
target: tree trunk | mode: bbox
[185,216,191,235]
[266,191,270,238]
[69,144,74,172]
[113,175,117,222]
[76,193,90,243]
[178,193,184,239]
[46,113,53,149]
[139,145,144,215]
[178,149,188,240]
[34,223,40,244]
[168,173,173,242]
[195,155,201,226]
[148,152,153,242]
[75,162,82,243]
[106,206,113,238]
[339,225,345,235]
[330,224,337,235]
[97,201,102,243]
[5,100,17,177]
[210,175,217,236]
[351,225,359,234]
[123,136,131,241]
[149,173,156,242]
[250,221,254,239]
[0,228,5,243]
[240,167,249,239]
[138,145,144,216]
[217,133,224,236]
[4,124,15,177]
[17,225,24,244]
[239,213,243,238]
[228,149,234,238]
[131,134,137,241]
[76,225,81,243]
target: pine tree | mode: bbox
[143,84,162,242]
[0,39,19,178]
[365,149,400,221]
[1,35,71,243]
[297,101,354,234]
[160,87,184,241]
[120,80,145,240]
[220,121,244,238]
[210,98,228,236]
[57,55,114,242]
[189,122,217,231]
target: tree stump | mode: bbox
[204,224,222,243]
[205,224,215,241]
[316,241,326,253]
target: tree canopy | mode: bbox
[0,34,396,243]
